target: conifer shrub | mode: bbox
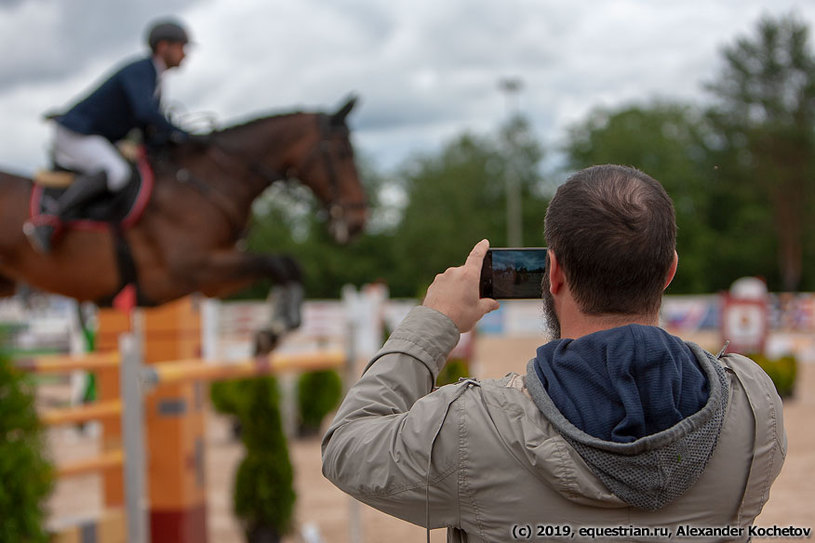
[0,353,55,542]
[232,376,295,543]
[436,357,470,387]
[750,353,798,398]
[296,369,343,436]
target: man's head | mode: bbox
[146,19,190,69]
[542,165,677,336]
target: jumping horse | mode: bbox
[0,97,366,335]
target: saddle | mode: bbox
[29,149,154,231]
[27,151,157,308]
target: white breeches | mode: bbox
[52,124,131,191]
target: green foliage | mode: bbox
[232,376,296,540]
[436,358,470,387]
[236,376,283,451]
[0,323,25,354]
[209,379,252,416]
[564,102,726,293]
[296,370,343,435]
[395,117,549,294]
[749,352,798,398]
[706,13,815,291]
[0,355,55,543]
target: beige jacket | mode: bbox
[322,307,787,542]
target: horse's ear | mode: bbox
[330,94,358,126]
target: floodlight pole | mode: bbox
[498,77,524,247]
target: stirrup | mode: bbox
[23,221,56,254]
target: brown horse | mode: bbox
[0,98,366,324]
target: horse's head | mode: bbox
[287,96,368,243]
[203,97,368,244]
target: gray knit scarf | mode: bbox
[525,342,729,511]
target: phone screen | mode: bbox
[479,248,548,299]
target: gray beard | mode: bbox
[541,273,561,341]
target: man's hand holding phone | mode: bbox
[422,239,500,333]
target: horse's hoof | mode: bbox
[283,283,304,330]
[253,328,281,355]
[268,284,303,331]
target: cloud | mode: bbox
[0,0,204,91]
[1,0,814,174]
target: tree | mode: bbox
[394,116,547,295]
[562,102,756,293]
[706,13,815,291]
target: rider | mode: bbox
[28,18,195,253]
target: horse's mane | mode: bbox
[214,110,317,135]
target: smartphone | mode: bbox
[479,248,548,299]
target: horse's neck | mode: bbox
[159,114,315,224]
[217,113,312,193]
[222,113,312,170]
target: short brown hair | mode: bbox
[544,164,676,315]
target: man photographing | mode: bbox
[322,164,786,542]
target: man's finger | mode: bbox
[464,239,490,270]
[479,298,500,315]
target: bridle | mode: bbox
[240,114,366,242]
[280,115,367,241]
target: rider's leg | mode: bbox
[27,169,110,253]
[52,124,131,191]
[48,169,109,216]
[28,126,130,253]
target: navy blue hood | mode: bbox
[532,324,709,443]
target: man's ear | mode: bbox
[664,251,678,290]
[548,250,565,294]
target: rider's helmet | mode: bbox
[146,19,190,52]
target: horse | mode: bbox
[0,97,367,334]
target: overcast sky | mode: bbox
[1,0,814,178]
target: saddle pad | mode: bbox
[29,157,154,230]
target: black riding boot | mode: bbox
[28,170,109,253]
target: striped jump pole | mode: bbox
[142,350,345,386]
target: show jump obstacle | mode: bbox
[22,296,347,543]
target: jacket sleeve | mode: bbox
[321,306,465,528]
[120,60,188,144]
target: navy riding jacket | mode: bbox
[56,56,188,146]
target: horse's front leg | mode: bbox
[193,250,304,347]
[193,249,302,298]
